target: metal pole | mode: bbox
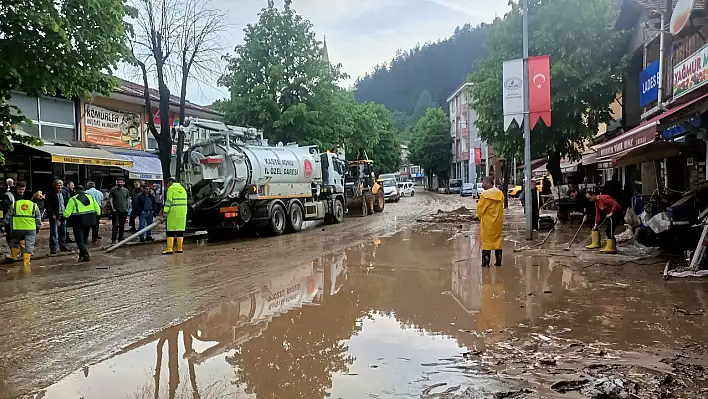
[105,219,162,253]
[523,0,533,240]
[657,12,665,105]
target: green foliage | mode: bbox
[410,90,437,123]
[354,24,490,113]
[409,108,452,180]
[0,0,129,161]
[218,0,347,149]
[468,0,628,168]
[218,0,400,172]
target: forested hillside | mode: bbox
[353,23,490,119]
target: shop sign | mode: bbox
[150,109,180,127]
[130,172,162,180]
[51,155,133,167]
[673,42,708,99]
[597,127,655,158]
[85,105,143,149]
[598,161,613,170]
[662,116,701,139]
[639,59,660,107]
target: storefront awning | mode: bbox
[613,142,693,168]
[595,92,708,160]
[30,145,133,167]
[532,159,581,174]
[581,151,597,165]
[117,153,163,181]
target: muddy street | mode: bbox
[2,193,708,398]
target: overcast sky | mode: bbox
[126,0,510,105]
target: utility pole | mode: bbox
[522,0,533,240]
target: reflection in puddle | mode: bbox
[38,227,705,398]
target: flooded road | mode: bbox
[22,215,708,398]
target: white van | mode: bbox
[397,181,415,197]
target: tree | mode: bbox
[126,0,226,180]
[468,0,628,183]
[0,0,130,162]
[409,108,452,187]
[218,0,347,149]
[410,90,437,123]
[354,23,490,114]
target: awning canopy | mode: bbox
[30,145,133,167]
[532,159,581,175]
[581,151,597,165]
[595,92,708,160]
[117,153,163,181]
[613,142,694,168]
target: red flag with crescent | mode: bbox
[528,55,551,128]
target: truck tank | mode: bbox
[180,136,323,210]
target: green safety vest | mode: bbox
[12,200,37,231]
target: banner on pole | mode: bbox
[528,55,551,128]
[503,59,524,131]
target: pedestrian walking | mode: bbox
[3,182,41,268]
[477,176,505,267]
[136,184,156,242]
[63,180,75,243]
[45,179,70,255]
[585,190,623,254]
[128,180,142,232]
[161,178,187,255]
[109,178,131,245]
[2,178,18,252]
[64,185,101,262]
[85,181,105,242]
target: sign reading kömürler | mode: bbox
[639,59,660,107]
[85,105,143,149]
[673,41,708,99]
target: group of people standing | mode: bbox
[1,176,188,268]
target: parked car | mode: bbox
[448,179,463,194]
[397,181,415,197]
[380,178,400,202]
[475,182,484,198]
[461,183,476,197]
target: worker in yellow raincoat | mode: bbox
[477,176,504,267]
[161,178,188,255]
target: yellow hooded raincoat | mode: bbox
[477,187,504,250]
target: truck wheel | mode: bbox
[269,204,286,236]
[373,191,385,213]
[285,203,303,233]
[332,199,344,224]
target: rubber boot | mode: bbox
[494,250,503,266]
[23,252,31,267]
[6,248,19,262]
[600,239,618,254]
[481,250,491,267]
[175,237,184,254]
[586,231,601,249]
[162,237,175,255]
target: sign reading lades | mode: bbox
[673,42,708,99]
[639,59,660,107]
[85,105,143,149]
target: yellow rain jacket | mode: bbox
[477,187,504,250]
[164,183,188,232]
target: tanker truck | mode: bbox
[174,118,348,236]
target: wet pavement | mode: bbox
[2,193,708,398]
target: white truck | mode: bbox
[174,118,348,236]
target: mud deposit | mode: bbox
[29,223,708,399]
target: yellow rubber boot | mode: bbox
[162,237,175,255]
[23,253,31,267]
[586,231,601,249]
[6,248,20,262]
[175,237,184,253]
[600,239,618,254]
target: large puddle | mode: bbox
[33,226,708,398]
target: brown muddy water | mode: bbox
[34,225,708,398]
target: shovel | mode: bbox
[564,222,585,251]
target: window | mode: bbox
[461,92,467,105]
[7,93,76,140]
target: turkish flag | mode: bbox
[474,148,482,163]
[528,55,551,128]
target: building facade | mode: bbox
[5,79,221,193]
[447,82,489,184]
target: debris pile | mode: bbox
[417,207,478,224]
